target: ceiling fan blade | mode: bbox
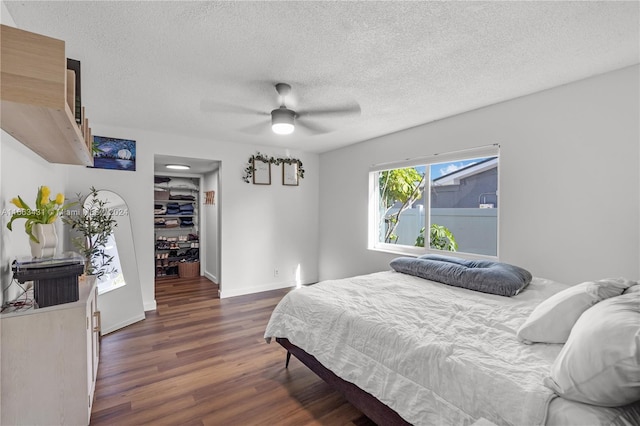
[296,118,332,135]
[296,102,361,119]
[238,121,270,135]
[200,99,267,116]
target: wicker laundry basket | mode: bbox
[178,261,200,278]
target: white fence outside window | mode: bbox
[383,206,497,256]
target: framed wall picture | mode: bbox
[252,157,271,185]
[92,135,136,171]
[282,162,299,186]
[204,190,215,205]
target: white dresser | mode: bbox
[1,276,100,425]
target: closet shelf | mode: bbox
[155,227,196,230]
[157,256,194,262]
[156,244,196,250]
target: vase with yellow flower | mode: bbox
[7,186,71,258]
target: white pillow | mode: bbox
[624,284,640,295]
[517,278,634,344]
[543,292,640,407]
[167,177,197,190]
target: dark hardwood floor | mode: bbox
[90,276,375,425]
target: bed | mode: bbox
[264,259,640,426]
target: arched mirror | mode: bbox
[86,190,145,334]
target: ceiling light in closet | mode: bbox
[165,164,190,170]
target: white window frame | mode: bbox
[368,144,500,259]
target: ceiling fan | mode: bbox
[201,82,361,136]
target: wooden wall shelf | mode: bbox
[0,24,93,166]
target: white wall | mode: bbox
[202,168,220,283]
[62,124,319,308]
[319,66,640,285]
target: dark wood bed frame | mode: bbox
[276,337,411,425]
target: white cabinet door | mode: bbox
[86,285,100,414]
[0,277,98,425]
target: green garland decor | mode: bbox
[243,152,305,183]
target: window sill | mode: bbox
[369,245,498,262]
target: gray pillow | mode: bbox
[390,254,532,296]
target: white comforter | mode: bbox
[264,271,568,426]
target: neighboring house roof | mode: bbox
[432,157,498,186]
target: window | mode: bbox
[369,146,499,258]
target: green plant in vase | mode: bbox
[63,187,118,279]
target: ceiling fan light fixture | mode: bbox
[271,107,295,135]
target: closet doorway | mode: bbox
[153,155,221,294]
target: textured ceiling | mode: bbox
[4,1,639,154]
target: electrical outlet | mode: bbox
[274,268,279,277]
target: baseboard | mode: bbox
[143,300,157,312]
[220,281,296,299]
[204,271,218,284]
[101,313,146,335]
